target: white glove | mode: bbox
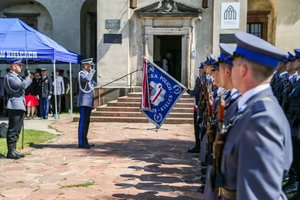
[48,95,51,100]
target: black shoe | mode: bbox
[6,150,21,159]
[187,146,200,153]
[200,176,206,184]
[201,168,207,176]
[87,143,95,148]
[14,150,25,158]
[197,185,205,193]
[78,143,94,149]
[78,144,91,149]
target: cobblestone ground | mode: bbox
[0,119,204,200]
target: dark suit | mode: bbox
[38,76,52,119]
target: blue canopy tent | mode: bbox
[0,18,80,118]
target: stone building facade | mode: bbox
[0,0,299,98]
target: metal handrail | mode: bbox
[95,67,143,89]
[94,67,143,106]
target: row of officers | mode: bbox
[187,32,300,199]
[3,58,96,159]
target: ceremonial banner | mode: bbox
[141,58,185,128]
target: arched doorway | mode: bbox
[80,0,97,60]
[247,0,277,44]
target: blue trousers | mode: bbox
[78,106,92,145]
[40,97,49,119]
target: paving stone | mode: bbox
[0,117,202,199]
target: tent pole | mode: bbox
[53,62,58,120]
[69,63,73,116]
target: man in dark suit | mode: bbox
[219,32,292,200]
[37,68,52,119]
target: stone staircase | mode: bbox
[73,92,194,124]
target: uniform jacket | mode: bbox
[38,76,52,98]
[0,77,5,97]
[52,75,65,95]
[4,71,32,111]
[221,87,292,200]
[77,69,96,108]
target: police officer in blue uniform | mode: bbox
[37,68,52,119]
[287,48,300,196]
[204,43,240,200]
[219,32,292,200]
[4,59,32,159]
[187,62,205,153]
[77,58,97,148]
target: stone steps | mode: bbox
[96,106,193,113]
[117,96,194,103]
[73,116,193,124]
[73,92,194,124]
[107,101,193,108]
[92,111,193,118]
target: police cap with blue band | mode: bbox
[287,52,295,62]
[218,43,236,66]
[232,32,287,68]
[199,62,205,69]
[294,49,300,59]
[81,58,95,66]
[8,59,24,66]
[204,55,216,66]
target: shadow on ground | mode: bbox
[31,138,202,199]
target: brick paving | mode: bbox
[0,118,203,199]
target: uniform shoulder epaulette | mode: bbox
[251,97,273,114]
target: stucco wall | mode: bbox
[37,0,84,54]
[0,2,53,37]
[212,0,248,55]
[276,0,300,51]
[97,0,130,87]
[98,0,214,88]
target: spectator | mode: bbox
[37,68,52,119]
[25,72,39,119]
[162,52,173,73]
[52,69,64,116]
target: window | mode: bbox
[247,10,270,41]
[247,23,263,38]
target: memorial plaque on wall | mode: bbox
[103,34,122,44]
[105,19,120,29]
[219,34,235,43]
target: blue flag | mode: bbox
[141,58,186,128]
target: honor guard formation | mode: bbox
[187,32,300,199]
[1,30,299,199]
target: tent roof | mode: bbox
[0,18,80,63]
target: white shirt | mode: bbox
[238,84,270,111]
[162,59,168,72]
[279,71,288,77]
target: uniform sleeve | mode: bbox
[80,70,95,82]
[237,113,287,200]
[6,75,32,92]
[189,77,200,98]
